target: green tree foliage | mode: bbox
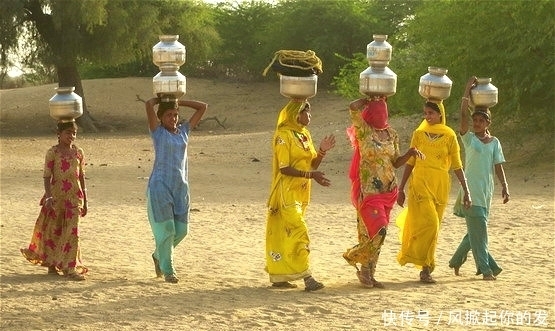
[261,0,416,85]
[0,0,219,131]
[208,0,417,84]
[211,0,276,80]
[334,0,554,155]
[403,0,555,159]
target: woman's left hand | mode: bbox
[463,191,472,209]
[311,171,331,187]
[408,147,425,160]
[502,187,510,204]
[80,201,88,217]
[319,134,336,153]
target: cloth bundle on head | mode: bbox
[262,50,323,77]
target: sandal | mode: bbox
[356,270,374,288]
[66,272,86,281]
[419,271,436,284]
[272,281,298,289]
[48,266,59,275]
[152,254,162,278]
[165,274,179,283]
[356,267,385,289]
[304,276,324,292]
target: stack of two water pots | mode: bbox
[359,34,397,98]
[152,35,187,102]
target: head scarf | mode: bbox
[276,99,308,132]
[361,98,389,129]
[268,99,312,209]
[416,100,450,134]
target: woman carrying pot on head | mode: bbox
[21,120,88,281]
[144,97,207,283]
[342,96,423,288]
[265,100,335,292]
[448,76,509,280]
[396,100,471,284]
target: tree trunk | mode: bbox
[57,65,98,132]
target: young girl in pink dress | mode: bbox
[21,120,88,280]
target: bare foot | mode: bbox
[370,277,385,288]
[453,266,460,276]
[483,274,496,281]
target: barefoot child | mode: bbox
[449,76,510,280]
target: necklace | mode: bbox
[425,132,442,141]
[293,131,310,151]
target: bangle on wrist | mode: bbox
[318,148,326,157]
[461,97,469,101]
[45,197,52,201]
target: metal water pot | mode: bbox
[359,66,397,97]
[419,67,452,101]
[49,86,83,120]
[152,35,186,67]
[280,75,317,99]
[470,78,498,108]
[153,64,186,100]
[366,35,392,68]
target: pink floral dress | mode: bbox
[21,145,88,274]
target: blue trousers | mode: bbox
[449,206,502,277]
[147,190,189,276]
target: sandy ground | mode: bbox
[0,78,554,331]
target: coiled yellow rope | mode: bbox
[262,50,323,76]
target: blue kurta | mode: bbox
[148,123,190,223]
[449,132,505,277]
[461,132,505,208]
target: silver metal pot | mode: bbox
[49,86,83,120]
[152,35,186,67]
[153,64,186,100]
[419,67,452,101]
[366,34,392,68]
[280,75,317,99]
[359,66,397,97]
[470,78,498,108]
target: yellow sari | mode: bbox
[265,100,317,282]
[396,102,463,272]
